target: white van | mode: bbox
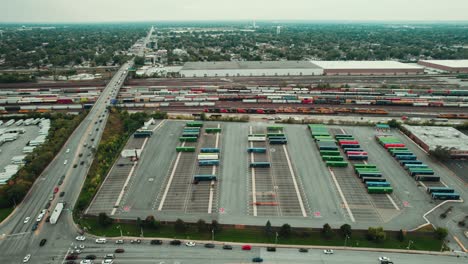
[95,238,107,244]
[64,160,68,165]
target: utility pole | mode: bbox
[407,240,413,250]
[275,232,278,245]
[211,229,214,241]
[344,235,350,247]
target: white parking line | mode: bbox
[249,126,257,216]
[111,161,137,215]
[282,144,307,217]
[328,167,355,222]
[208,123,220,214]
[158,142,185,211]
[386,194,400,211]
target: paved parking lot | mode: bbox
[88,121,467,230]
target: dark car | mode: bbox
[80,161,84,165]
[85,255,96,260]
[65,261,76,264]
[222,245,233,250]
[44,202,51,209]
[58,179,64,185]
[31,223,38,231]
[79,153,83,157]
[267,247,276,252]
[150,240,163,245]
[91,138,95,142]
[45,216,51,222]
[73,164,77,168]
[299,248,309,253]
[65,254,78,260]
[170,240,181,246]
[114,248,125,253]
[204,243,215,248]
[252,257,263,263]
[39,239,47,247]
[59,192,65,197]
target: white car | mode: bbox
[75,236,86,241]
[323,249,334,254]
[101,260,113,264]
[95,238,107,244]
[185,241,196,247]
[80,260,93,264]
[115,239,124,244]
[23,217,30,224]
[23,254,31,263]
[379,257,391,261]
[66,148,70,153]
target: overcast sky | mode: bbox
[1,0,468,23]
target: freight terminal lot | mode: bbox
[86,120,467,232]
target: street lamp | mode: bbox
[275,232,278,245]
[211,229,215,241]
[407,240,413,250]
[116,225,122,237]
[344,235,350,247]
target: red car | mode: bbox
[53,187,59,194]
[242,245,252,250]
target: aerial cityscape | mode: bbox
[0,1,467,264]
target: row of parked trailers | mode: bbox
[375,135,460,200]
[334,133,394,194]
[308,124,348,168]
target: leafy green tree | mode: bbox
[429,146,452,161]
[321,223,333,238]
[279,224,291,238]
[367,227,386,242]
[397,229,406,242]
[174,218,187,233]
[434,227,448,240]
[145,215,159,229]
[134,56,145,66]
[197,219,206,233]
[265,220,273,238]
[97,212,113,227]
[340,224,352,238]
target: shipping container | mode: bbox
[205,127,222,133]
[319,150,341,156]
[404,164,429,170]
[395,154,417,160]
[269,139,288,144]
[426,187,455,194]
[362,177,386,183]
[176,147,196,152]
[357,172,383,178]
[409,169,434,176]
[198,154,219,160]
[193,175,217,182]
[322,155,345,161]
[200,148,220,153]
[250,162,271,168]
[367,186,393,194]
[366,181,391,187]
[348,155,368,160]
[186,121,203,127]
[431,192,460,200]
[414,175,440,181]
[326,161,348,167]
[247,148,267,153]
[199,160,220,166]
[399,160,423,166]
[353,164,377,169]
[179,137,197,142]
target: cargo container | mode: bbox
[267,126,283,131]
[247,148,267,153]
[205,127,222,133]
[248,134,266,137]
[357,172,383,178]
[390,151,414,157]
[348,155,368,160]
[409,169,434,176]
[193,175,217,182]
[326,161,348,167]
[431,192,460,200]
[367,186,393,194]
[179,137,197,142]
[414,175,440,181]
[395,154,417,160]
[426,187,455,194]
[200,148,220,153]
[334,134,354,139]
[384,143,406,149]
[267,133,285,138]
[248,136,266,142]
[362,177,386,183]
[322,156,345,161]
[176,147,196,152]
[250,162,271,168]
[366,181,391,187]
[346,151,368,155]
[319,145,339,151]
[399,160,423,166]
[319,150,341,156]
[199,160,219,166]
[269,139,288,144]
[343,148,364,153]
[186,121,203,127]
[353,164,377,169]
[198,154,219,160]
[182,132,200,138]
[404,164,429,170]
[340,144,360,149]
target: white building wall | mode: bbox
[179,68,323,78]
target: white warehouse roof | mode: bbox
[311,61,424,70]
[418,60,468,68]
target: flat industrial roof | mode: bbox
[181,61,321,70]
[402,125,468,151]
[311,60,424,70]
[419,60,468,68]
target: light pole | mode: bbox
[275,232,278,245]
[344,235,350,247]
[211,229,214,241]
[407,240,413,250]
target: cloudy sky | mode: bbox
[1,0,468,23]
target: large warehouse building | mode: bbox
[418,60,468,73]
[179,61,323,77]
[312,61,425,75]
[178,60,426,78]
[402,125,468,159]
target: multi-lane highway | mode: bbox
[0,58,131,263]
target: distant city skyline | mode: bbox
[1,0,468,23]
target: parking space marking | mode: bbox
[328,167,355,222]
[282,144,307,217]
[249,126,258,216]
[111,161,137,215]
[157,142,185,211]
[208,123,221,214]
[386,194,400,211]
